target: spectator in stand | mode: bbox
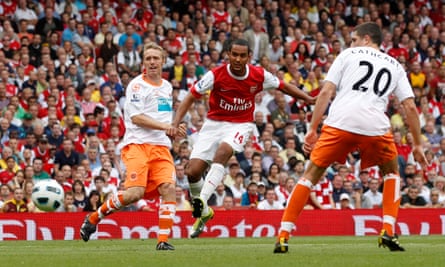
[339,193,353,209]
[350,182,373,209]
[393,129,411,165]
[223,162,241,188]
[57,191,77,212]
[229,172,246,203]
[257,188,284,210]
[54,138,81,171]
[408,61,427,90]
[91,155,118,180]
[72,179,88,211]
[307,174,335,209]
[423,120,442,146]
[428,188,444,208]
[0,184,12,209]
[87,175,107,203]
[0,156,17,185]
[0,146,20,172]
[7,170,25,191]
[241,181,259,208]
[270,94,290,139]
[175,163,189,191]
[117,37,141,78]
[428,64,445,102]
[275,177,296,207]
[331,174,347,204]
[168,54,187,91]
[363,178,383,208]
[101,71,124,100]
[23,165,34,182]
[400,185,427,208]
[35,7,63,42]
[85,147,100,171]
[2,187,28,213]
[433,176,445,204]
[208,183,233,207]
[32,135,51,163]
[98,31,119,65]
[47,122,64,148]
[175,186,192,211]
[220,195,235,210]
[413,174,431,203]
[80,88,98,118]
[32,158,51,181]
[243,19,269,65]
[266,163,281,188]
[118,23,142,52]
[92,168,118,197]
[83,189,102,212]
[246,166,268,187]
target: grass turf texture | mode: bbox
[2,236,444,267]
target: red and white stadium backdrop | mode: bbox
[0,209,444,240]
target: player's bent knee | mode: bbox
[124,187,145,203]
[158,182,175,197]
[185,168,204,182]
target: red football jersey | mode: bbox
[0,1,16,18]
[309,178,333,209]
[212,11,231,27]
[190,64,282,123]
[33,147,51,163]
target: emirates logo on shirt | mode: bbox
[219,98,253,111]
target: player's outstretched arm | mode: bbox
[308,81,336,132]
[303,81,336,154]
[281,82,316,105]
[131,114,172,131]
[401,97,429,169]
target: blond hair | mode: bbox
[143,42,165,60]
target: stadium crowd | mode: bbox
[0,0,445,213]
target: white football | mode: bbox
[31,179,65,212]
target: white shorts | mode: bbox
[190,119,257,162]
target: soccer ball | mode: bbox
[31,179,65,212]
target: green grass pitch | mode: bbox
[1,236,444,267]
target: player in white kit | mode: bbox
[274,22,428,253]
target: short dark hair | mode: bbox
[229,38,251,53]
[94,175,105,183]
[353,22,383,46]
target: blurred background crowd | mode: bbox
[0,0,445,213]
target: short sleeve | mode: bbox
[263,70,281,90]
[125,81,145,117]
[324,50,347,86]
[192,70,215,95]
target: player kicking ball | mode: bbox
[172,38,315,238]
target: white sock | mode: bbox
[200,163,225,215]
[279,222,295,234]
[189,179,204,198]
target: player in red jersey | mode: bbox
[172,38,315,238]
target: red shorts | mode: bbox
[121,144,175,199]
[310,125,397,169]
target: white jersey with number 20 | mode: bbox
[323,47,413,136]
